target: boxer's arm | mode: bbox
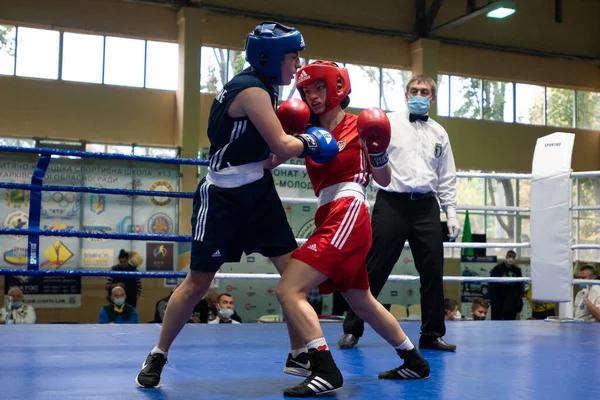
[237,88,305,159]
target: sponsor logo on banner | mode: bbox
[5,188,30,208]
[3,247,27,265]
[265,303,277,314]
[125,178,143,199]
[82,221,114,242]
[337,140,346,152]
[146,243,174,271]
[41,241,74,269]
[3,210,28,239]
[246,286,256,297]
[148,180,175,207]
[225,285,238,293]
[297,219,316,239]
[266,287,275,295]
[81,249,114,269]
[302,205,311,212]
[117,216,144,233]
[43,222,74,231]
[244,303,256,311]
[41,192,80,219]
[5,275,82,308]
[148,213,173,235]
[90,194,106,215]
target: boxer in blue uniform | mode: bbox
[135,22,338,389]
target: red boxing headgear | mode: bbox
[295,61,351,114]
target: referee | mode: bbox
[339,74,460,352]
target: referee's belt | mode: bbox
[392,191,436,200]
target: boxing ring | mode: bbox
[1,135,600,399]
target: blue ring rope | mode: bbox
[0,182,195,199]
[0,228,192,242]
[0,269,188,278]
[0,145,210,166]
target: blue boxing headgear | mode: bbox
[245,21,305,85]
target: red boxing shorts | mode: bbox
[292,195,371,294]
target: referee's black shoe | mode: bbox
[419,337,457,352]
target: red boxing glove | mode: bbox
[357,107,391,153]
[357,108,391,169]
[276,99,310,134]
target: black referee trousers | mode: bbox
[343,189,446,340]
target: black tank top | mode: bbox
[207,68,277,171]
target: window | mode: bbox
[546,87,574,128]
[0,25,16,76]
[345,63,380,109]
[134,146,178,158]
[576,91,600,130]
[62,32,104,84]
[483,80,514,123]
[450,76,481,119]
[104,36,145,87]
[381,69,411,112]
[200,47,227,94]
[145,41,179,90]
[16,27,60,80]
[515,83,545,125]
[436,74,450,117]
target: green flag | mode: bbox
[461,210,474,257]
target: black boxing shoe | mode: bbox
[283,349,343,397]
[284,351,313,377]
[378,348,430,380]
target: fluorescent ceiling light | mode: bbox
[486,7,516,19]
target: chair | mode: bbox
[389,304,408,321]
[407,304,422,320]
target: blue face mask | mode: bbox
[113,298,126,307]
[407,96,431,115]
[12,302,23,309]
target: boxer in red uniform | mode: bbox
[269,61,430,398]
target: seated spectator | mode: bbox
[209,293,241,324]
[444,299,461,321]
[526,285,556,320]
[99,284,138,324]
[105,249,142,308]
[193,287,242,323]
[0,287,36,324]
[471,297,489,320]
[307,287,323,315]
[574,265,600,322]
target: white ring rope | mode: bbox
[570,171,600,179]
[294,239,529,248]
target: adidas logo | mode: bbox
[212,250,221,257]
[297,70,310,83]
[307,244,317,251]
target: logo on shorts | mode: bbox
[434,143,442,158]
[337,140,346,152]
[307,243,317,252]
[148,213,173,235]
[148,180,175,207]
[212,249,221,258]
[297,70,310,84]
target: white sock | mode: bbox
[394,337,414,352]
[307,337,329,352]
[291,347,308,358]
[151,346,168,357]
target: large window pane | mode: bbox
[515,83,544,125]
[450,76,481,119]
[0,25,16,75]
[381,68,411,112]
[16,27,59,79]
[345,64,381,109]
[576,91,600,130]
[458,212,485,236]
[200,47,227,94]
[104,36,145,87]
[62,32,104,84]
[456,175,485,207]
[145,41,178,90]
[483,80,514,122]
[436,74,450,117]
[546,87,574,128]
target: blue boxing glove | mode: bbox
[297,127,338,164]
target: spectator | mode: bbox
[574,265,600,322]
[471,297,489,320]
[443,299,461,321]
[99,284,138,324]
[105,249,142,308]
[0,287,36,324]
[209,293,240,324]
[489,250,524,320]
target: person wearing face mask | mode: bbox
[573,265,600,322]
[489,250,524,320]
[208,294,240,324]
[470,297,489,321]
[98,284,139,324]
[0,287,36,324]
[339,74,459,352]
[443,299,461,321]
